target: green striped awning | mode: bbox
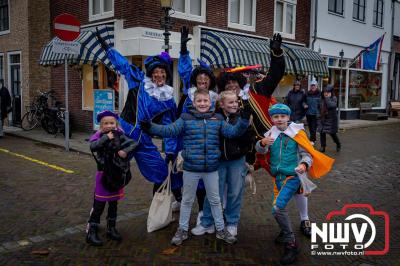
[283,44,329,77]
[200,29,295,74]
[200,29,329,77]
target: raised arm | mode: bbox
[178,26,193,95]
[96,29,143,89]
[253,34,285,97]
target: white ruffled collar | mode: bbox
[143,77,174,101]
[239,83,251,100]
[264,122,304,142]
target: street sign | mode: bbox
[54,13,80,41]
[93,89,115,130]
[52,40,81,55]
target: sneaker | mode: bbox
[310,141,315,146]
[196,211,203,226]
[300,220,311,238]
[172,201,181,212]
[226,225,237,237]
[191,224,215,235]
[274,230,285,244]
[280,241,300,265]
[216,228,237,244]
[171,228,188,246]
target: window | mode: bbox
[373,0,383,27]
[0,0,9,34]
[172,0,206,22]
[353,0,365,21]
[82,64,118,110]
[274,0,296,39]
[349,70,382,108]
[89,0,114,21]
[328,0,343,15]
[228,0,256,32]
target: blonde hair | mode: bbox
[218,90,237,103]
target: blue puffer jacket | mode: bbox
[148,109,249,172]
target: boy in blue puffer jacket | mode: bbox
[141,89,251,246]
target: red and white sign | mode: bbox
[54,13,80,42]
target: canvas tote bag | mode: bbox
[147,174,173,232]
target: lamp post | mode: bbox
[160,0,173,53]
[338,49,344,127]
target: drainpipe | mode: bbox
[387,0,396,111]
[311,0,318,51]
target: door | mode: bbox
[8,53,21,125]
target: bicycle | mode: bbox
[21,90,55,131]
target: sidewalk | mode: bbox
[3,118,400,154]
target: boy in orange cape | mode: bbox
[255,103,334,265]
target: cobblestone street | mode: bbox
[0,124,399,265]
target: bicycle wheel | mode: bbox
[21,110,39,130]
[41,116,58,135]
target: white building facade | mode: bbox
[310,0,393,119]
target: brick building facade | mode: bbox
[45,0,312,131]
[0,0,51,126]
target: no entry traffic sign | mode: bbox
[54,13,80,41]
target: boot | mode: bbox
[107,219,122,241]
[319,146,325,153]
[280,241,300,265]
[300,220,311,238]
[336,143,341,152]
[86,223,103,246]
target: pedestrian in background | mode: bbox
[318,85,341,152]
[285,80,307,123]
[0,79,12,138]
[305,80,321,144]
[86,111,139,246]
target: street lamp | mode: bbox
[160,0,173,53]
[338,49,344,127]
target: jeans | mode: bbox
[179,170,225,231]
[306,115,317,142]
[272,174,300,243]
[201,156,247,227]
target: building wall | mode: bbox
[28,0,51,101]
[0,0,29,108]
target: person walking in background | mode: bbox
[285,80,307,123]
[305,80,321,145]
[318,85,341,153]
[0,79,12,138]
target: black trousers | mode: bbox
[320,132,341,148]
[306,115,318,142]
[88,199,118,224]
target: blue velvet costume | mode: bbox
[105,48,180,186]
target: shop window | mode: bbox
[89,0,114,21]
[349,70,382,108]
[353,0,365,22]
[274,0,296,39]
[328,0,344,16]
[330,69,347,109]
[0,0,9,34]
[228,0,256,32]
[172,0,206,22]
[82,64,118,110]
[373,0,384,27]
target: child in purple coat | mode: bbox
[86,110,138,246]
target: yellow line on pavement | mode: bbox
[0,148,74,174]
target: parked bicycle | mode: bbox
[21,90,72,137]
[21,90,55,131]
